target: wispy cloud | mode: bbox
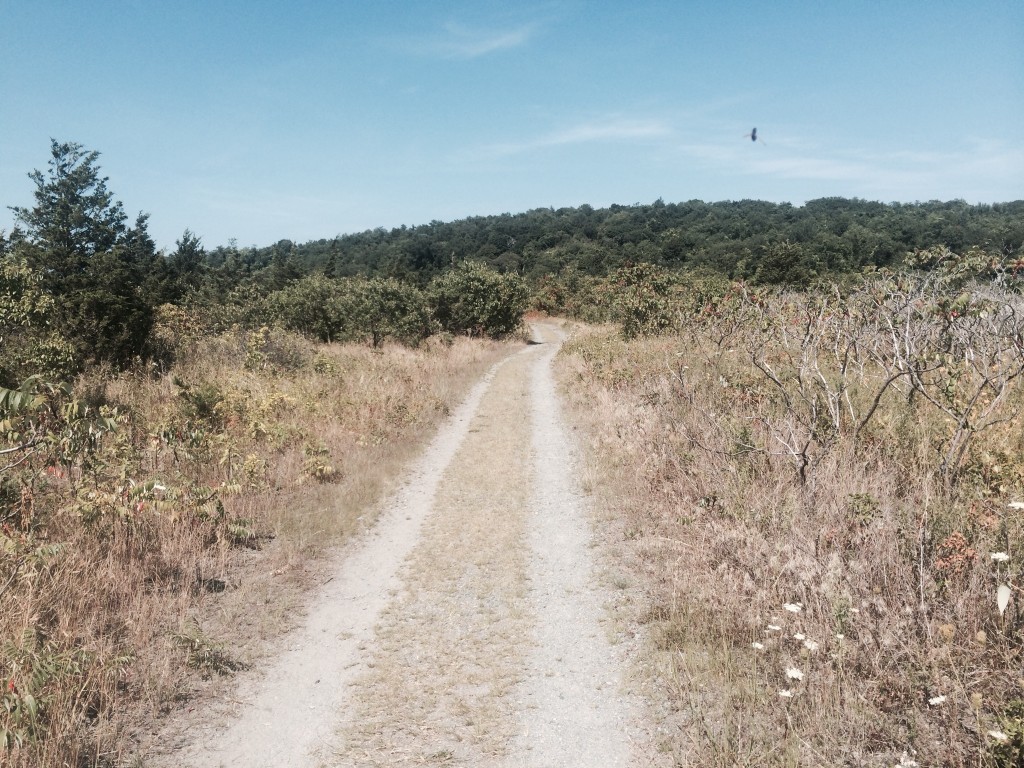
[401,20,537,60]
[675,132,1024,202]
[463,117,672,161]
[542,119,672,146]
[442,21,536,58]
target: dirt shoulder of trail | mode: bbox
[139,322,663,768]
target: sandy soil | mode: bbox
[145,323,650,768]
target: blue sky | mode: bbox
[2,0,1022,252]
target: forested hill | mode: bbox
[214,198,1024,284]
[4,139,1023,385]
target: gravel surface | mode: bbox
[147,323,647,768]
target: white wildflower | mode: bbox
[793,632,806,641]
[766,624,782,632]
[928,695,947,706]
[991,552,1010,563]
[1009,501,1024,510]
[803,639,820,652]
[988,730,1009,743]
[778,689,793,698]
[896,753,920,767]
[752,642,765,650]
[850,608,860,614]
[786,667,804,681]
[836,633,845,640]
[783,602,802,613]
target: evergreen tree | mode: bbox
[9,140,156,367]
[10,141,126,278]
[160,229,207,304]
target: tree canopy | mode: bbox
[225,197,1024,284]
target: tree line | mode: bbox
[0,141,529,387]
[236,197,1024,284]
[3,140,1022,386]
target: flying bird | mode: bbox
[744,127,765,145]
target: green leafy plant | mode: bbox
[302,443,339,483]
[171,622,241,678]
[0,257,77,388]
[428,261,529,338]
[990,700,1024,767]
[611,262,677,339]
[1,626,102,750]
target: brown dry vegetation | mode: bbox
[557,275,1024,766]
[1,323,505,767]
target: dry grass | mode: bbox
[556,312,1024,767]
[1,326,506,767]
[335,347,535,767]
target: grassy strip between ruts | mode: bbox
[334,344,535,767]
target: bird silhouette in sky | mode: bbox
[744,127,765,145]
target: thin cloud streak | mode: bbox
[676,135,1024,201]
[462,117,672,161]
[400,21,537,60]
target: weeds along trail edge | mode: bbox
[149,346,527,768]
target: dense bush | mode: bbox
[609,262,677,339]
[427,261,529,338]
[269,273,351,343]
[349,277,433,347]
[0,257,77,387]
[530,267,612,323]
[269,275,433,347]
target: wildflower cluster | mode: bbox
[755,601,833,700]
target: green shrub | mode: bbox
[269,274,350,343]
[991,700,1024,767]
[428,262,529,338]
[611,262,676,339]
[243,326,311,372]
[0,257,77,387]
[147,303,206,371]
[269,275,433,347]
[348,277,433,347]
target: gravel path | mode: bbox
[149,323,645,768]
[509,323,636,767]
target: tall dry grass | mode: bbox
[1,324,505,767]
[557,281,1024,766]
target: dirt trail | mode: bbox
[150,323,646,768]
[511,326,636,768]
